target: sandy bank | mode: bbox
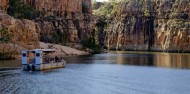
[39,42,89,57]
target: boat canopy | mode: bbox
[27,49,55,53]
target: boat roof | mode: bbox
[27,49,55,52]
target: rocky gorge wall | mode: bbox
[0,13,40,49]
[26,0,92,16]
[0,0,40,51]
[26,0,94,44]
[96,0,190,52]
[0,0,94,51]
[0,0,9,13]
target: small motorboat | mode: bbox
[21,49,66,71]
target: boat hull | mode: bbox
[22,62,65,71]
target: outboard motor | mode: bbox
[27,64,35,71]
[31,64,35,71]
[27,64,30,71]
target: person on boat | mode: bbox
[55,56,59,62]
[27,52,30,63]
[44,57,49,63]
[27,52,29,57]
[31,58,35,64]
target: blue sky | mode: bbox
[96,0,108,2]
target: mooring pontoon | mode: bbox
[21,49,66,71]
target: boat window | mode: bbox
[36,53,40,57]
[22,53,26,57]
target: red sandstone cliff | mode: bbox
[0,0,94,51]
[26,0,94,43]
[1,0,40,51]
[94,0,190,52]
[25,0,92,17]
[0,0,9,13]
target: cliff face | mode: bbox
[26,0,94,43]
[1,0,94,49]
[0,13,40,49]
[0,0,9,13]
[26,0,90,16]
[95,0,190,52]
[0,0,39,50]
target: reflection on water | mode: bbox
[155,53,190,69]
[64,51,190,69]
[0,59,21,68]
[1,52,190,69]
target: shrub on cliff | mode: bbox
[93,3,113,18]
[0,26,11,43]
[0,26,17,60]
[52,31,68,45]
[7,0,39,19]
[82,37,101,53]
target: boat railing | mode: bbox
[42,57,64,64]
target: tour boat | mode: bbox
[21,49,66,71]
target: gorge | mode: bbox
[1,1,190,93]
[1,0,190,58]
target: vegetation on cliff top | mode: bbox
[92,0,120,18]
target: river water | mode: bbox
[0,51,190,94]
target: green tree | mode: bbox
[0,26,11,43]
[52,31,69,45]
[0,26,18,60]
[144,9,150,17]
[109,0,117,5]
[82,37,101,53]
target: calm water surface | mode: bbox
[0,51,190,94]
